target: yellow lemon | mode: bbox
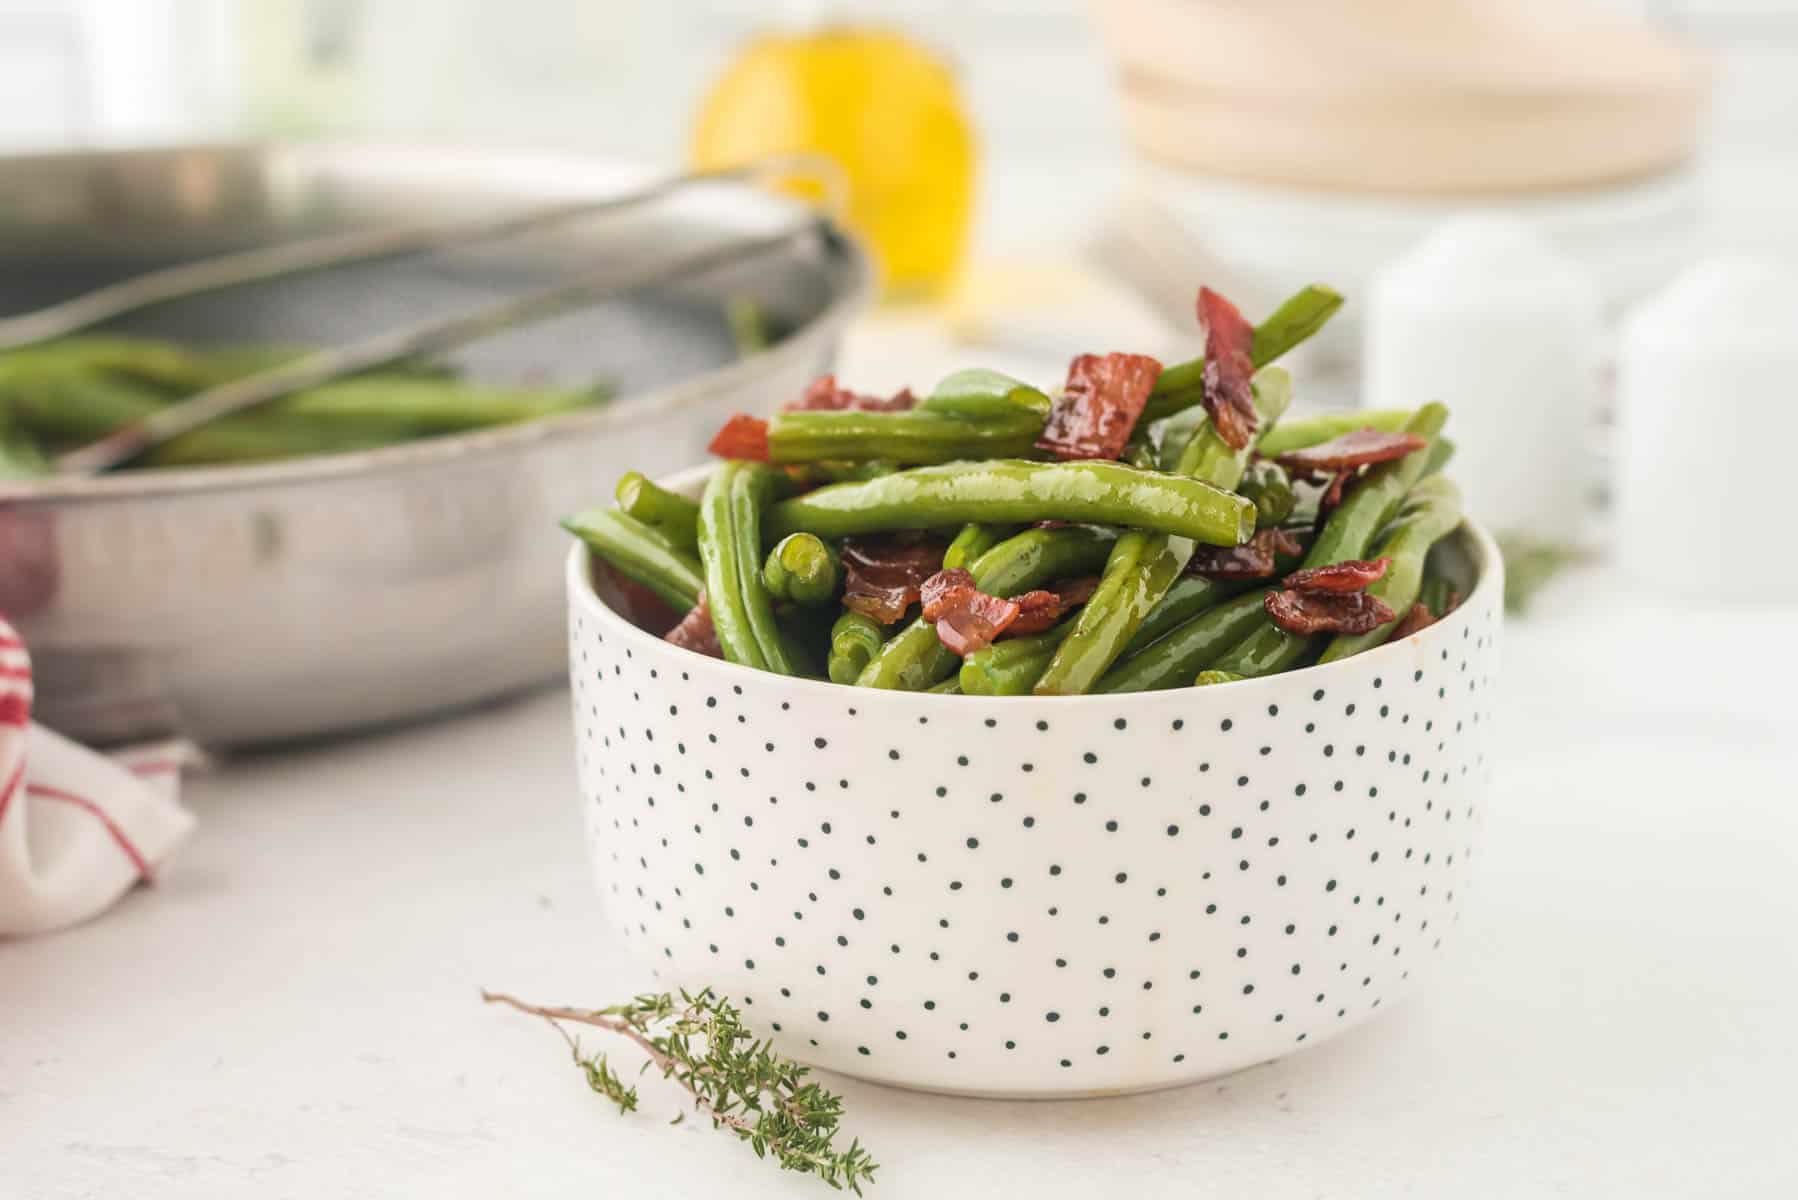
[690,27,976,300]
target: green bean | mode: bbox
[1195,670,1245,686]
[727,297,771,356]
[1319,476,1464,663]
[779,460,901,488]
[959,621,1075,696]
[698,462,765,669]
[1253,409,1412,460]
[1420,436,1455,479]
[768,460,1255,547]
[561,508,704,613]
[856,525,1117,691]
[1239,461,1298,527]
[730,463,802,674]
[920,368,1052,420]
[927,678,963,695]
[0,362,165,442]
[1121,522,1307,656]
[1034,368,1290,696]
[616,471,701,550]
[762,533,841,608]
[828,610,888,685]
[1207,403,1449,678]
[272,376,597,433]
[1143,284,1344,422]
[1420,574,1457,618]
[767,408,1041,465]
[1151,405,1212,472]
[1095,590,1272,693]
[944,523,1020,571]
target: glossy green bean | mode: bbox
[1034,368,1290,696]
[920,368,1052,420]
[1207,403,1449,678]
[943,523,1020,571]
[1419,574,1457,618]
[730,463,801,674]
[1095,590,1272,693]
[855,525,1117,691]
[1143,284,1344,422]
[1239,460,1298,527]
[698,462,765,669]
[768,460,1256,547]
[762,532,841,607]
[1195,670,1245,686]
[828,610,887,685]
[616,471,701,550]
[960,621,1075,696]
[562,507,704,613]
[1253,409,1412,459]
[927,678,963,695]
[1319,476,1464,663]
[767,408,1041,465]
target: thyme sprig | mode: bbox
[483,987,878,1193]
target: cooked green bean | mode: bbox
[959,621,1075,696]
[920,368,1052,420]
[1034,368,1291,696]
[729,463,802,674]
[562,507,704,613]
[763,532,841,608]
[1207,403,1449,678]
[927,678,963,695]
[1142,284,1344,422]
[828,610,888,684]
[1420,574,1457,618]
[856,525,1117,691]
[1195,670,1245,686]
[1239,460,1298,527]
[1253,409,1412,459]
[616,471,701,549]
[1096,590,1273,693]
[1318,476,1464,662]
[767,408,1041,465]
[944,523,1020,571]
[698,462,765,669]
[768,460,1255,547]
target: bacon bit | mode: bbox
[707,412,769,461]
[1387,603,1437,641]
[1197,287,1258,451]
[1264,589,1397,636]
[589,558,682,634]
[1189,528,1306,581]
[665,597,722,657]
[784,374,916,413]
[920,568,1023,656]
[841,535,950,624]
[1006,576,1101,637]
[1034,352,1162,461]
[1284,557,1391,594]
[1275,428,1427,477]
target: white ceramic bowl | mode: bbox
[566,467,1503,1097]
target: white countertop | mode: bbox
[6,564,1796,1198]
[7,319,1798,1198]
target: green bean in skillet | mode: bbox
[856,525,1117,691]
[1205,402,1449,679]
[1094,589,1273,693]
[1318,475,1464,663]
[617,470,702,550]
[562,507,704,613]
[1034,367,1291,696]
[943,522,1022,571]
[959,620,1075,696]
[767,407,1042,466]
[918,368,1053,420]
[767,460,1256,547]
[762,532,841,608]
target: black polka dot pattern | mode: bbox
[567,531,1501,1095]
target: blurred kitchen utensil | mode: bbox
[0,144,871,747]
[1365,215,1602,543]
[1616,257,1798,601]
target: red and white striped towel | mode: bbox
[0,618,195,937]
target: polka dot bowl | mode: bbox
[567,467,1503,1098]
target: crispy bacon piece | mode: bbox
[920,568,1023,656]
[1264,589,1397,636]
[841,535,949,624]
[1006,575,1101,637]
[1386,602,1437,641]
[1188,528,1306,581]
[707,412,770,461]
[1197,287,1258,451]
[784,374,917,413]
[1284,557,1391,594]
[665,597,722,657]
[1275,428,1427,477]
[1034,352,1162,461]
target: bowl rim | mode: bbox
[566,462,1504,705]
[0,143,873,506]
